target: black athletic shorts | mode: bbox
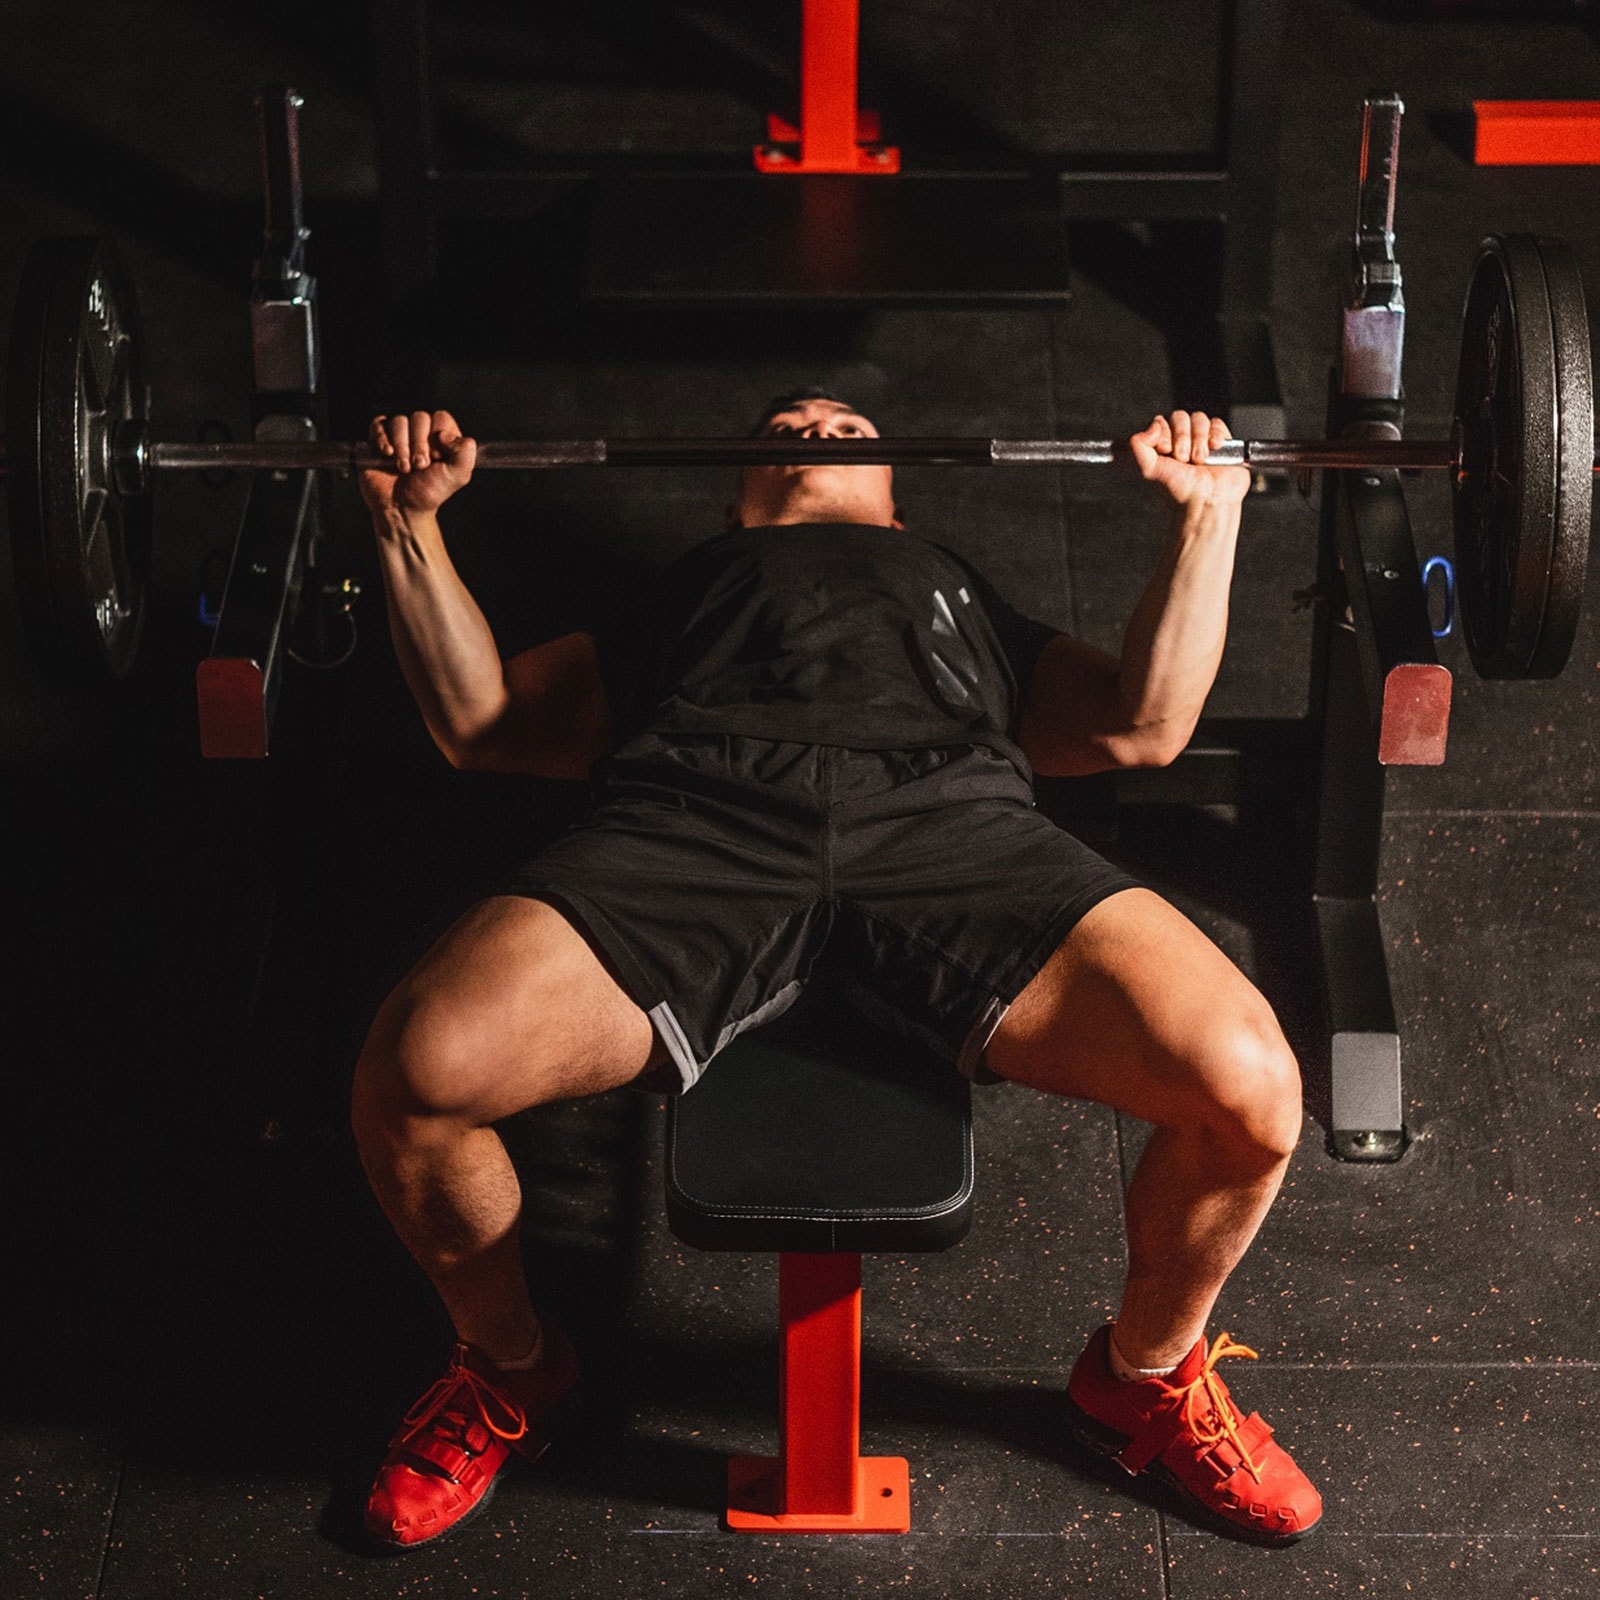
[503,732,1140,1092]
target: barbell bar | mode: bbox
[64,430,1489,480]
[5,231,1594,685]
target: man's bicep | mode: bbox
[489,631,612,778]
[1017,633,1135,776]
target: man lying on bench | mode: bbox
[350,392,1322,1549]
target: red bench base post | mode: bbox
[726,1251,910,1532]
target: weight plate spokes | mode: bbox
[6,237,152,680]
[1452,234,1592,680]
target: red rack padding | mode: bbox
[1473,101,1600,166]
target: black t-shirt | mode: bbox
[596,523,1059,775]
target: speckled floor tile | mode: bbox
[99,1411,1167,1599]
[1166,1535,1600,1600]
[1162,1368,1600,1599]
[1185,1367,1599,1540]
[2,1428,120,1600]
[1165,813,1600,1368]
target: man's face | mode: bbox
[733,398,899,528]
[761,397,878,442]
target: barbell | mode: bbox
[5,230,1593,685]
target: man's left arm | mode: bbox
[1019,410,1251,777]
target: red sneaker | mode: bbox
[364,1323,580,1550]
[1065,1325,1322,1544]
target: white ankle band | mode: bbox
[1109,1331,1179,1382]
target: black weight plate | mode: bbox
[1527,236,1593,678]
[7,237,151,679]
[1451,233,1574,680]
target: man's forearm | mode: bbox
[1115,495,1241,757]
[373,505,510,760]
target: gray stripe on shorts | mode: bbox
[957,994,1011,1084]
[648,1002,702,1092]
[651,981,809,1095]
[711,979,805,1061]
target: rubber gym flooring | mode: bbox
[4,3,1600,1596]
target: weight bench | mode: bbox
[664,1012,973,1533]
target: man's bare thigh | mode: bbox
[985,887,1289,1124]
[376,895,666,1121]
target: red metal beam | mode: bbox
[755,0,899,173]
[1473,101,1600,166]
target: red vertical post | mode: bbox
[778,1252,862,1513]
[725,1251,910,1532]
[800,0,865,170]
[754,0,899,173]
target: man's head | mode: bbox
[730,389,900,530]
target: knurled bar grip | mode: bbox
[142,436,1469,473]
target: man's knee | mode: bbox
[1192,1007,1303,1162]
[352,983,499,1134]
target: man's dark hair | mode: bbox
[751,388,859,436]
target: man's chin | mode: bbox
[762,505,897,528]
[757,469,894,526]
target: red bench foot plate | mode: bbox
[726,1454,910,1533]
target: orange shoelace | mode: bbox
[403,1358,529,1445]
[1173,1332,1262,1482]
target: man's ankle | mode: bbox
[1108,1325,1182,1383]
[469,1316,546,1372]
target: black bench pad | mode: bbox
[665,1014,973,1254]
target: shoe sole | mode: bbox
[1063,1394,1322,1548]
[365,1386,580,1554]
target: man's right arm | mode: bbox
[363,410,611,779]
[1018,411,1249,775]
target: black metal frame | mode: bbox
[1113,98,1441,1164]
[1309,460,1425,1163]
[1110,450,1439,1165]
[197,88,326,760]
[368,0,1287,425]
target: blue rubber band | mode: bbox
[1422,556,1454,640]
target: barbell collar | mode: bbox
[131,433,1477,476]
[112,419,151,497]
